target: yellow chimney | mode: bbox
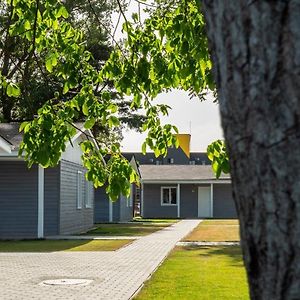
[175,134,191,158]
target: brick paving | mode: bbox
[0,220,200,300]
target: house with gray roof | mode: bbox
[135,134,237,219]
[139,165,236,219]
[0,123,95,239]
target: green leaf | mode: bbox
[7,83,20,97]
[84,118,95,129]
[142,142,147,155]
[154,148,160,158]
[63,83,69,94]
[57,6,69,19]
[82,102,89,116]
[24,20,31,30]
[108,116,120,127]
[19,122,29,132]
[45,58,53,73]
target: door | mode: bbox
[198,186,212,218]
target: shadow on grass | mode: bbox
[84,223,170,236]
[0,239,94,252]
[180,245,244,267]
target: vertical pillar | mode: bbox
[38,166,44,238]
[177,183,181,218]
[109,199,113,223]
[210,183,214,218]
[141,183,144,217]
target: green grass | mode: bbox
[0,239,131,252]
[135,246,249,300]
[201,219,239,226]
[184,219,240,242]
[84,222,172,236]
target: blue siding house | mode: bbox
[94,157,139,223]
[139,165,236,219]
[0,123,95,239]
[125,134,237,219]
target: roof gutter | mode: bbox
[141,179,231,184]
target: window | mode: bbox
[77,171,83,209]
[85,181,93,208]
[156,160,162,165]
[161,187,177,206]
[168,158,174,164]
[189,160,195,165]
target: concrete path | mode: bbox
[0,220,200,300]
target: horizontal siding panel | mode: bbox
[44,167,60,236]
[143,184,177,218]
[94,187,109,223]
[59,160,94,234]
[213,184,237,218]
[0,161,38,239]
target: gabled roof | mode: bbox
[0,123,23,151]
[0,122,95,157]
[139,165,230,183]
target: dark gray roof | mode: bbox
[0,123,22,150]
[122,151,211,165]
[139,165,230,182]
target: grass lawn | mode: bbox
[84,222,173,236]
[0,239,131,252]
[184,219,240,242]
[135,246,249,300]
[132,218,178,224]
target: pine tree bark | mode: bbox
[202,1,300,299]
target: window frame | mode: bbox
[161,186,177,206]
[77,170,83,209]
[85,180,93,209]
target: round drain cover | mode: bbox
[41,279,93,286]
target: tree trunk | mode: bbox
[202,1,300,299]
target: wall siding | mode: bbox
[0,161,38,239]
[213,184,237,218]
[59,160,94,234]
[119,196,133,222]
[143,184,177,218]
[44,167,60,236]
[113,200,120,222]
[94,187,109,223]
[180,184,198,218]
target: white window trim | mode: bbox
[85,181,93,209]
[77,170,83,209]
[161,186,178,206]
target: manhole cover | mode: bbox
[41,279,93,286]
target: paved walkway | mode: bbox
[0,220,200,300]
